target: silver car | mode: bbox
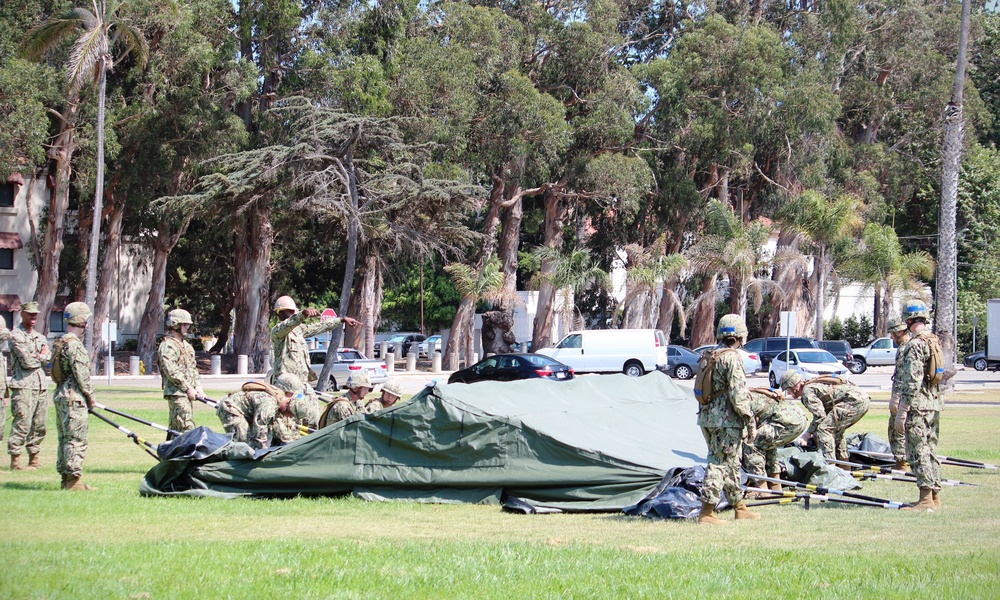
[309,348,389,390]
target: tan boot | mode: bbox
[10,455,26,471]
[932,489,942,509]
[767,474,782,492]
[64,474,95,491]
[902,487,936,511]
[697,502,726,525]
[894,460,911,472]
[734,501,762,520]
[27,453,41,470]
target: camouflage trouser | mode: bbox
[887,413,907,462]
[166,395,195,435]
[271,414,300,446]
[0,392,6,442]
[813,399,870,460]
[8,387,48,456]
[905,409,941,491]
[743,415,809,477]
[700,426,744,506]
[54,390,89,477]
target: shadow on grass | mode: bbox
[0,481,59,492]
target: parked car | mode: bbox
[418,334,443,357]
[849,337,899,374]
[447,353,575,384]
[743,337,821,370]
[535,329,669,377]
[818,340,855,369]
[693,344,762,375]
[963,350,1000,372]
[768,349,850,389]
[667,345,701,380]
[309,348,389,390]
[382,333,426,358]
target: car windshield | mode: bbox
[386,335,409,342]
[337,350,364,360]
[797,350,839,364]
[426,335,441,343]
[523,354,561,367]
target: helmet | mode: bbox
[63,302,92,326]
[903,300,930,322]
[166,308,193,328]
[381,379,403,398]
[274,296,298,314]
[273,373,303,393]
[780,370,803,391]
[347,372,371,390]
[716,314,748,342]
[886,317,907,334]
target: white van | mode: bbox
[535,329,669,377]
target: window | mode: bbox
[557,334,582,349]
[49,310,66,333]
[743,339,764,353]
[873,338,891,350]
[1,311,12,329]
[0,183,14,208]
[0,249,11,270]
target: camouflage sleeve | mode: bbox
[332,400,356,422]
[270,311,308,342]
[9,330,42,370]
[800,385,827,421]
[0,323,10,345]
[897,339,928,412]
[720,351,753,422]
[67,338,94,402]
[298,318,343,339]
[159,340,195,392]
[251,396,278,449]
[271,414,301,444]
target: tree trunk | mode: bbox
[232,199,273,373]
[137,216,191,372]
[34,100,79,334]
[444,296,476,370]
[90,201,123,372]
[690,274,718,348]
[496,182,522,325]
[83,65,108,349]
[531,189,570,350]
[815,247,827,341]
[481,310,515,354]
[656,279,679,339]
[935,0,971,391]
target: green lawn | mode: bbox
[2,386,999,598]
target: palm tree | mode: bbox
[21,0,148,349]
[527,246,612,346]
[444,257,505,368]
[615,243,687,330]
[777,191,863,340]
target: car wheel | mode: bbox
[769,371,778,388]
[848,358,867,375]
[623,361,645,377]
[975,358,988,372]
[673,364,693,380]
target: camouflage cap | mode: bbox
[20,301,39,314]
[779,370,803,391]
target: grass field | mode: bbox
[2,386,999,599]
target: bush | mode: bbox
[824,317,844,341]
[842,315,873,348]
[120,338,138,352]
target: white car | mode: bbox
[849,337,899,374]
[418,334,442,358]
[309,348,389,390]
[768,349,850,389]
[694,345,762,376]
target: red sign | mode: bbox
[321,308,337,322]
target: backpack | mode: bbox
[50,337,68,386]
[693,348,738,405]
[808,375,848,386]
[918,331,945,386]
[749,387,783,401]
[242,380,284,400]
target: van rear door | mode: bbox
[654,330,669,370]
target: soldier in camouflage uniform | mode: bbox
[7,301,50,471]
[742,386,809,492]
[318,372,371,428]
[365,379,403,413]
[0,317,10,444]
[51,302,96,490]
[781,370,870,462]
[157,308,204,436]
[216,374,303,449]
[886,317,911,470]
[895,300,944,511]
[697,314,759,525]
[269,296,359,427]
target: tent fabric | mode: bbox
[140,372,709,512]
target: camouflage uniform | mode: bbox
[52,333,93,478]
[7,323,49,458]
[157,336,200,434]
[800,379,871,460]
[270,311,344,424]
[897,331,944,491]
[216,390,297,450]
[318,394,366,429]
[697,348,754,506]
[888,337,911,464]
[0,321,10,442]
[743,389,809,478]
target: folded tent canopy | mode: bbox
[140,372,708,512]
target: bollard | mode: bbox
[210,355,222,375]
[385,352,395,374]
[237,354,248,375]
[129,356,140,376]
[262,355,272,375]
[406,342,417,371]
[104,357,114,378]
[432,350,441,373]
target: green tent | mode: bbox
[140,372,708,512]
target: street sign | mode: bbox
[779,311,797,337]
[321,308,337,322]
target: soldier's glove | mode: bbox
[744,421,757,444]
[85,395,95,410]
[893,406,908,435]
[185,387,198,402]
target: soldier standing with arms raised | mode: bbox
[157,309,205,437]
[895,300,945,511]
[51,302,96,490]
[696,314,759,525]
[886,317,911,470]
[7,301,50,471]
